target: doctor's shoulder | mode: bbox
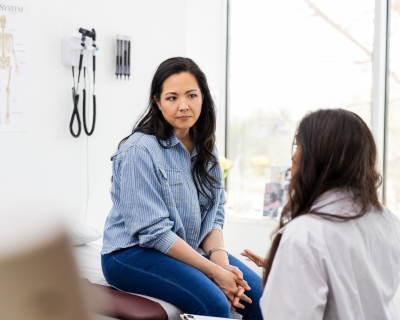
[279,214,330,251]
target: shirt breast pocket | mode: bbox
[158,167,182,207]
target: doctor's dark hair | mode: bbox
[263,108,382,286]
[115,57,220,202]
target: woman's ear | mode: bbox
[154,96,161,109]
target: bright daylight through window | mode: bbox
[387,1,400,214]
[227,0,376,217]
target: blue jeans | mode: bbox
[101,246,263,320]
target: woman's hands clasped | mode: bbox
[211,264,252,310]
[222,264,253,310]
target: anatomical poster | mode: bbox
[0,3,28,132]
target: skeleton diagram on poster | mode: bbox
[0,3,28,132]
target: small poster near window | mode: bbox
[263,166,291,218]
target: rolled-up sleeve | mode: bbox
[112,145,178,253]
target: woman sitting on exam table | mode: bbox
[242,108,400,320]
[101,57,263,319]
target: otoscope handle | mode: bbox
[79,54,83,70]
[77,53,84,85]
[93,56,96,84]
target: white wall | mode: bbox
[1,0,92,217]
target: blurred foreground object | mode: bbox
[0,212,91,320]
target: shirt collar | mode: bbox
[160,132,180,147]
[191,146,198,158]
[161,132,198,158]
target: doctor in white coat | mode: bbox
[244,109,400,320]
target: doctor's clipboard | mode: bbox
[180,314,230,320]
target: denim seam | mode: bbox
[110,253,213,312]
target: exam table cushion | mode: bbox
[73,243,182,319]
[73,243,242,320]
[87,279,168,320]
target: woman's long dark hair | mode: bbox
[263,108,382,286]
[115,57,220,202]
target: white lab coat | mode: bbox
[260,189,400,320]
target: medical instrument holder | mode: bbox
[62,35,99,138]
[61,36,100,68]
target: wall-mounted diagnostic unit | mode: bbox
[62,28,99,138]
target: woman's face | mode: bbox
[156,72,203,135]
[291,141,300,176]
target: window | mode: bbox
[227,0,375,216]
[386,1,400,213]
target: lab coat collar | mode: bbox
[310,189,354,213]
[279,189,357,235]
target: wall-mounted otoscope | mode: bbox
[61,28,99,138]
[77,28,96,137]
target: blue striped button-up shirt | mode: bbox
[101,132,226,255]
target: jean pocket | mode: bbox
[158,167,182,207]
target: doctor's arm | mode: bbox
[240,249,266,268]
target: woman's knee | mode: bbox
[195,296,231,318]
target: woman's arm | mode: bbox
[201,229,228,267]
